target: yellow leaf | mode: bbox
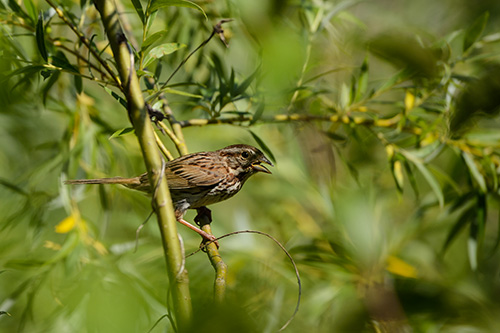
[92,240,109,256]
[393,160,404,188]
[404,91,415,112]
[55,215,76,233]
[386,255,417,278]
[44,241,62,250]
[385,144,395,159]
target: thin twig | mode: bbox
[160,19,233,90]
[46,0,121,88]
[186,230,301,331]
[153,130,175,160]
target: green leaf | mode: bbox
[468,223,478,270]
[160,88,202,99]
[390,159,404,193]
[324,131,347,142]
[148,0,207,19]
[42,70,60,104]
[354,56,369,102]
[339,83,351,109]
[8,0,32,24]
[142,43,186,68]
[51,51,79,73]
[401,150,444,207]
[491,206,500,255]
[233,66,260,97]
[462,152,487,193]
[25,0,37,23]
[442,207,474,254]
[36,12,48,62]
[131,0,145,24]
[103,86,127,108]
[248,130,276,164]
[141,31,167,53]
[403,159,419,200]
[109,127,135,139]
[74,75,83,94]
[249,103,265,125]
[0,178,28,196]
[228,68,235,96]
[463,12,489,53]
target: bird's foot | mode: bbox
[194,207,212,226]
[200,233,219,251]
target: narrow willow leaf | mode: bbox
[7,65,45,79]
[249,102,265,125]
[467,234,478,271]
[339,83,351,109]
[51,51,79,73]
[462,152,487,193]
[463,12,489,53]
[249,130,276,164]
[442,208,473,253]
[401,150,444,207]
[109,127,135,139]
[131,0,145,24]
[103,86,127,108]
[234,66,260,97]
[148,0,207,19]
[229,68,235,92]
[354,57,368,102]
[404,90,415,112]
[36,12,48,62]
[74,75,83,94]
[391,160,404,192]
[25,0,37,23]
[142,43,186,68]
[141,31,167,52]
[324,131,347,142]
[0,178,28,196]
[403,159,419,199]
[160,88,202,98]
[491,206,500,254]
[42,70,60,104]
[8,0,31,24]
[377,69,406,92]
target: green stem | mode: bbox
[92,0,192,328]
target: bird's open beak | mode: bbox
[252,156,274,174]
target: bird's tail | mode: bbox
[65,177,141,186]
[65,176,151,192]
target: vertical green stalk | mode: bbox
[196,215,227,303]
[92,0,192,328]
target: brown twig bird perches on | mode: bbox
[65,144,273,246]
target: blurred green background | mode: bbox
[1,0,500,332]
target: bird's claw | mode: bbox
[200,234,219,251]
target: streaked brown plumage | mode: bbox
[65,144,273,242]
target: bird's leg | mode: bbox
[194,207,218,250]
[176,210,219,248]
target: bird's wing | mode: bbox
[165,154,226,190]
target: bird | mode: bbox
[65,144,273,243]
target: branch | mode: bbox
[46,0,121,87]
[195,208,227,303]
[178,113,404,129]
[92,0,192,328]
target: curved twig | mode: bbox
[186,230,301,331]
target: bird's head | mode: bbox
[218,144,274,179]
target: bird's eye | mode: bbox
[241,151,250,159]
